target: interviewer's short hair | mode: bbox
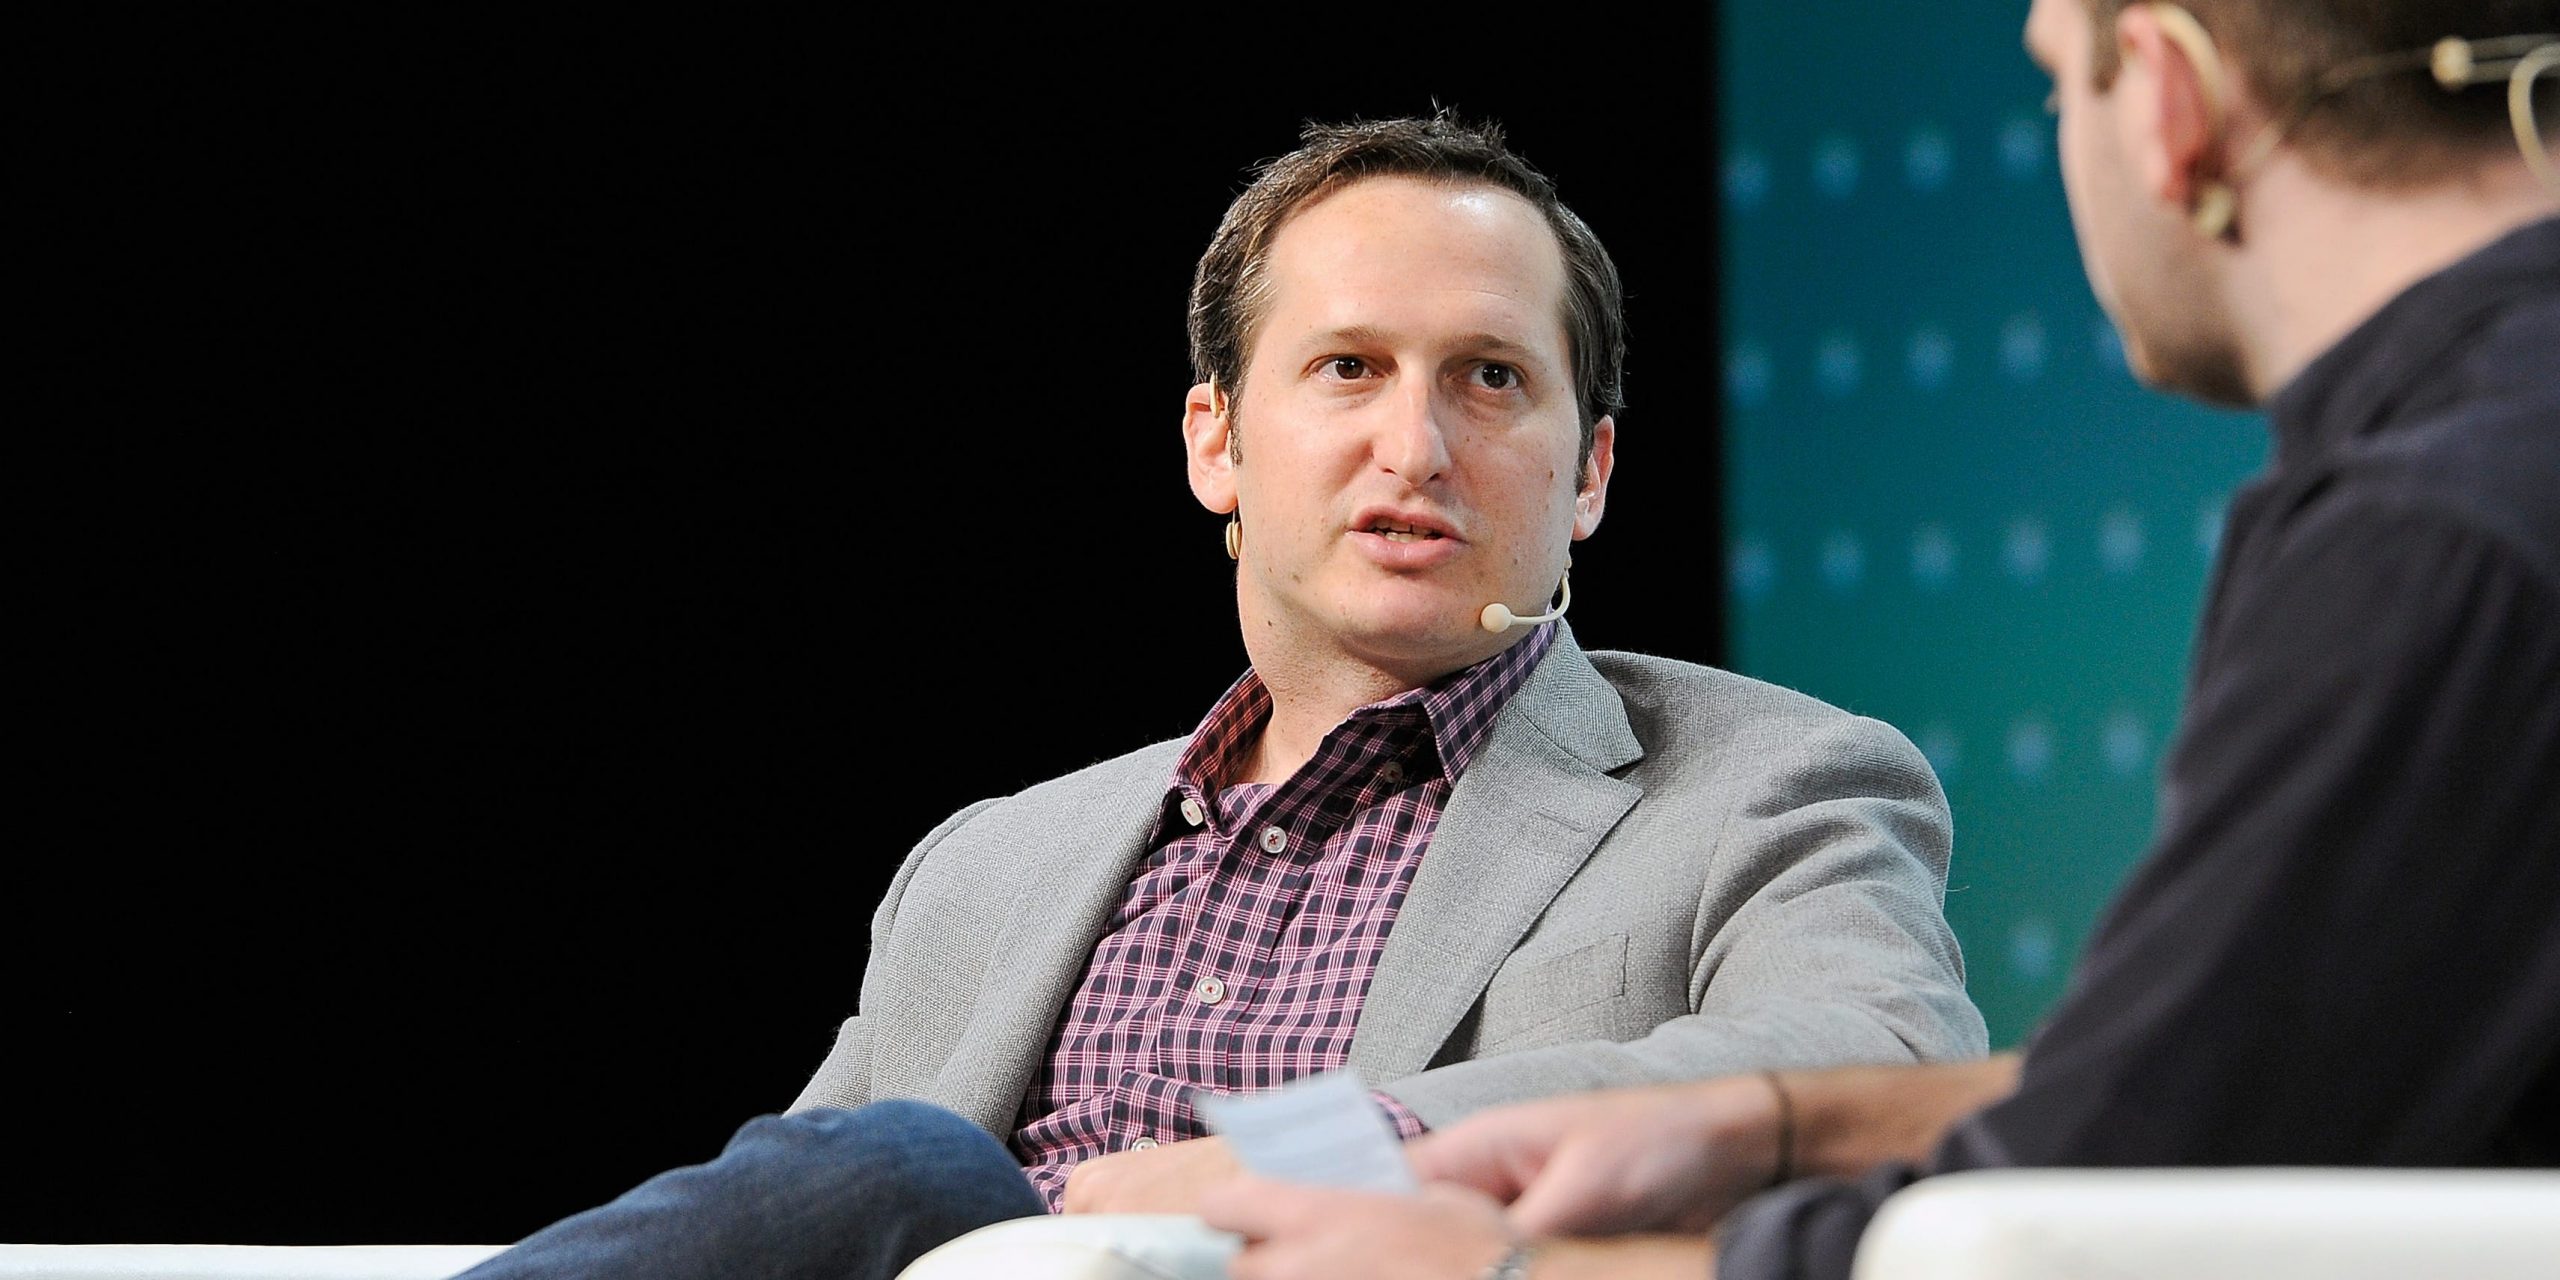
[1188,110,1626,470]
[2078,0,2558,187]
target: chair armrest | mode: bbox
[1851,1167,2560,1280]
[895,1214,1238,1280]
[0,1244,506,1280]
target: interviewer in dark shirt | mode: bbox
[1196,2,2560,1277]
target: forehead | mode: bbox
[1253,175,1571,355]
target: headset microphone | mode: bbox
[1479,565,1573,633]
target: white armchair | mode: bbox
[8,1169,2557,1280]
[0,1245,504,1280]
[1845,1167,2560,1280]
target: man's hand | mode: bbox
[1405,1075,1781,1236]
[1199,1175,1714,1280]
[1059,1135,1241,1214]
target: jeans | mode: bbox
[451,1099,1047,1280]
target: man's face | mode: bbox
[1183,175,1614,685]
[2026,0,2247,402]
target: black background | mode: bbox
[19,10,1721,1246]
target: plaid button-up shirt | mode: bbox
[1012,623,1558,1208]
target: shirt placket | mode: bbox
[1226,722,1420,1091]
[1218,785,1317,1095]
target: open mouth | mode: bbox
[1366,520,1448,544]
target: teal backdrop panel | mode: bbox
[1718,0,2267,1048]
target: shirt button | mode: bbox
[1259,826,1288,854]
[1129,1137,1159,1151]
[1179,797,1206,826]
[1378,761,1404,784]
[1194,976,1227,1004]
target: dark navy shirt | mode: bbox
[1719,217,2560,1279]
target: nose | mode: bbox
[1373,380,1452,486]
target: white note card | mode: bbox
[1196,1068,1419,1195]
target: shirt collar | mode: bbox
[2264,215,2560,472]
[1170,621,1562,802]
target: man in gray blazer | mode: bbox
[453,109,1983,1280]
[796,622,1982,1203]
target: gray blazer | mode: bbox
[793,625,1987,1135]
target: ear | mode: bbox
[1182,380,1237,515]
[1570,415,1615,541]
[2116,3,2224,215]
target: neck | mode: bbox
[1237,659,1412,786]
[1233,623,1501,787]
[2225,154,2557,399]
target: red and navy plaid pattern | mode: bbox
[1012,623,1558,1208]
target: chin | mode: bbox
[1331,599,1492,667]
[1343,607,1476,650]
[2125,328,2256,409]
[2110,244,2255,407]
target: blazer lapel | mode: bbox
[930,747,1176,1135]
[1351,628,1644,1083]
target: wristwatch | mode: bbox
[1482,1242,1538,1280]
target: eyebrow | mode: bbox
[1453,332,1547,364]
[1295,326,1552,365]
[1297,324,1397,353]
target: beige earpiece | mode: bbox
[2326,32,2558,193]
[2144,4,2243,238]
[2147,1,2560,234]
[2192,182,2239,239]
[2148,3,2229,127]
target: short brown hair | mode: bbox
[2079,0,2558,186]
[1187,110,1626,470]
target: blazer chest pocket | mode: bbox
[1478,933,1629,1040]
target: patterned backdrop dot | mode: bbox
[1721,0,2266,1045]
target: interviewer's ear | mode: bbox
[2117,3,2230,232]
[1183,380,1237,515]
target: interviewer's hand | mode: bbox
[1059,1135,1241,1215]
[1199,1175,1714,1280]
[1404,1075,1780,1236]
[1198,1175,1515,1280]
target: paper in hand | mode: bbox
[1196,1068,1419,1195]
